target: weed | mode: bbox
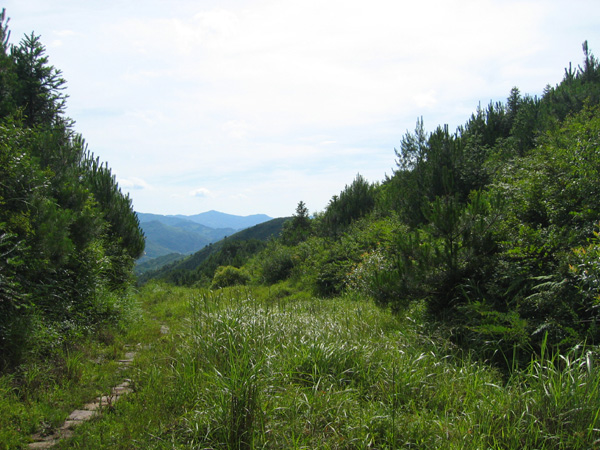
[8,284,600,449]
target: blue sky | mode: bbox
[3,0,600,218]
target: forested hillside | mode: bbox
[171,210,273,230]
[154,42,600,364]
[139,217,289,285]
[0,10,144,368]
[136,211,273,263]
[137,217,234,261]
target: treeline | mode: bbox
[0,10,144,368]
[302,42,600,362]
[153,41,600,365]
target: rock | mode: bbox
[67,409,96,421]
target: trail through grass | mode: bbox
[4,282,600,449]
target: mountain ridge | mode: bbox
[136,210,274,264]
[137,216,290,282]
[138,210,273,231]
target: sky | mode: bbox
[3,1,600,218]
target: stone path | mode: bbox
[27,348,137,449]
[27,324,170,449]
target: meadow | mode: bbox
[3,282,596,449]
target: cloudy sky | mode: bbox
[3,1,599,218]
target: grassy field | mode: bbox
[2,282,600,449]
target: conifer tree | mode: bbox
[282,201,311,245]
[11,33,67,127]
[0,8,16,117]
[0,13,144,367]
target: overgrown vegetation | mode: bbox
[137,217,288,285]
[3,7,600,448]
[0,10,143,376]
[27,283,598,449]
[148,40,600,366]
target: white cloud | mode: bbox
[117,177,151,190]
[126,109,169,126]
[54,29,77,37]
[189,187,213,198]
[222,119,253,139]
[414,90,438,109]
[192,9,239,44]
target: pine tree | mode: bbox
[11,33,67,127]
[0,8,16,118]
[281,201,311,245]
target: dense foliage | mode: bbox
[151,41,600,367]
[315,41,600,362]
[1,9,599,448]
[0,10,144,368]
[371,43,600,361]
[12,283,593,450]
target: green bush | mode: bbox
[259,242,295,284]
[346,247,407,307]
[211,265,250,289]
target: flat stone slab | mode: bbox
[82,401,101,411]
[108,380,133,396]
[117,359,134,365]
[28,439,59,449]
[98,395,114,404]
[67,409,96,421]
[61,420,85,430]
[111,386,132,395]
[118,352,136,364]
[59,429,74,439]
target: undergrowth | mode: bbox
[0,290,144,450]
[43,282,600,449]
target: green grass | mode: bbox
[56,284,600,448]
[0,326,137,449]
[3,282,600,449]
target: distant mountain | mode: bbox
[174,210,273,230]
[139,220,234,261]
[138,217,290,285]
[137,213,209,229]
[136,211,274,265]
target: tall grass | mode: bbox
[49,284,600,449]
[512,337,600,448]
